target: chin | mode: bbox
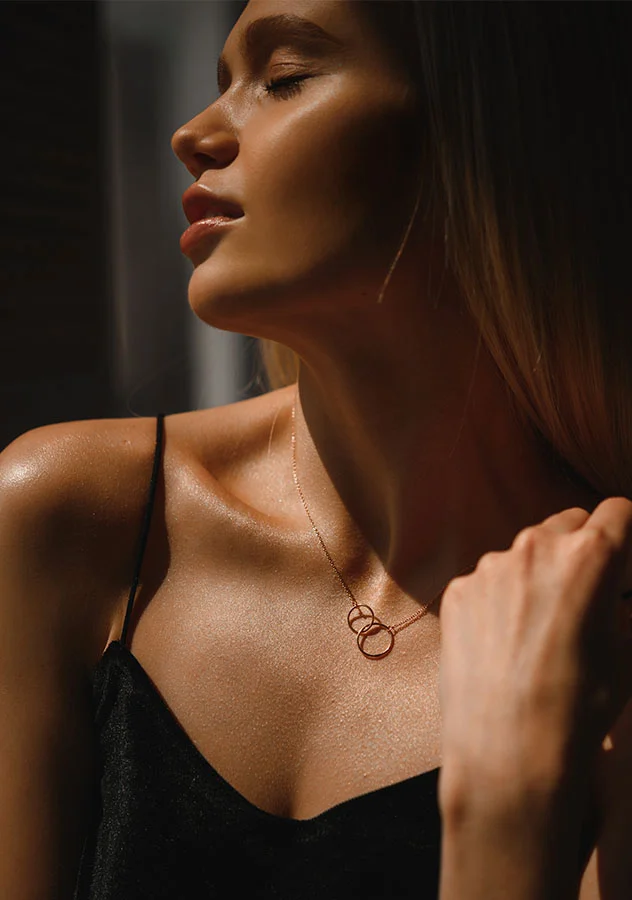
[186,280,291,341]
[185,254,327,337]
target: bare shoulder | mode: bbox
[0,387,295,669]
[0,416,171,895]
[0,413,164,554]
[0,414,157,526]
[0,414,168,669]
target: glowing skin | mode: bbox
[171,0,603,624]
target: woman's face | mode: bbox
[171,0,426,342]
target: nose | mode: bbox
[171,115,239,179]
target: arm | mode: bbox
[438,761,586,900]
[438,709,632,900]
[435,501,632,900]
[0,431,102,899]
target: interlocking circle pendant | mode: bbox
[356,621,395,660]
[347,604,376,634]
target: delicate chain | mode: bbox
[290,386,476,659]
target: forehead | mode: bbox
[226,0,388,59]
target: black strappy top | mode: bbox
[72,414,598,899]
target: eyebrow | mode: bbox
[216,13,344,93]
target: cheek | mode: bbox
[242,94,421,269]
[184,89,424,328]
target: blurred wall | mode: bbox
[0,0,263,452]
[102,0,263,419]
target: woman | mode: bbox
[1,1,632,897]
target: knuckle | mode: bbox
[442,573,470,602]
[443,576,464,598]
[512,525,540,553]
[566,506,592,517]
[476,549,502,571]
[572,525,614,556]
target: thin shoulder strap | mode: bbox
[120,414,165,648]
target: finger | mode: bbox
[585,498,632,603]
[581,498,632,636]
[584,497,632,553]
[537,506,591,533]
[540,502,632,631]
[537,502,632,599]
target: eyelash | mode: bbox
[263,75,309,99]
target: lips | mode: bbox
[182,185,244,225]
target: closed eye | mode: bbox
[217,13,345,96]
[263,75,311,99]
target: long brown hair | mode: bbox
[257,1,632,499]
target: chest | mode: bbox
[117,525,444,820]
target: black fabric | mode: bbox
[72,637,443,899]
[72,413,599,899]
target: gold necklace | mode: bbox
[290,387,476,660]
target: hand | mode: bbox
[438,497,632,809]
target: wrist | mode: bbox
[438,758,588,900]
[439,797,581,900]
[438,755,563,823]
[438,730,589,820]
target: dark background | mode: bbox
[0,0,262,453]
[0,1,113,450]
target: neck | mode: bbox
[285,326,603,618]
